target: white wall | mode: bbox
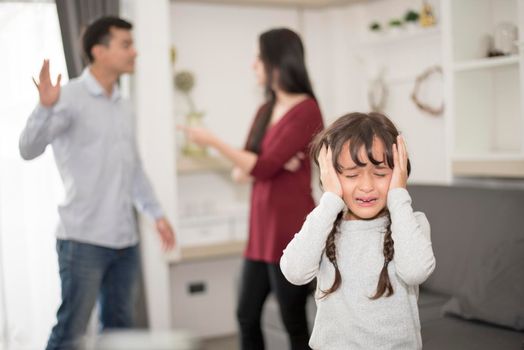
[302,5,368,122]
[342,0,448,183]
[130,0,178,329]
[304,0,448,183]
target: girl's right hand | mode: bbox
[318,145,342,197]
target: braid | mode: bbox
[370,211,394,299]
[320,211,344,298]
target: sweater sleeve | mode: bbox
[250,103,322,181]
[280,192,345,285]
[388,188,436,286]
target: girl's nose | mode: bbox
[358,173,374,192]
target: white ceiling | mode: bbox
[171,0,367,9]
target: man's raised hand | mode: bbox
[33,59,62,108]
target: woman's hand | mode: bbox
[231,166,252,183]
[389,135,409,190]
[178,125,217,147]
[318,145,342,197]
[283,152,305,172]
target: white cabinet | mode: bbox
[175,165,249,247]
[444,0,524,177]
[169,254,242,337]
[169,160,248,337]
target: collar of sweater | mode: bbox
[339,215,389,232]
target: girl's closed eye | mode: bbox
[373,165,391,177]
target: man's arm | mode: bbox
[132,156,164,220]
[132,151,176,251]
[19,59,70,160]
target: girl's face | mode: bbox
[252,53,266,86]
[337,138,393,220]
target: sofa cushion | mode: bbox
[409,185,524,296]
[422,314,524,350]
[409,185,524,331]
[418,290,523,349]
[418,289,450,323]
[441,237,524,330]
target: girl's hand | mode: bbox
[389,135,408,189]
[318,145,342,197]
[177,125,216,147]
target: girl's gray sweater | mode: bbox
[280,188,436,350]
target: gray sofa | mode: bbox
[262,184,524,349]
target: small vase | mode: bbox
[182,111,207,157]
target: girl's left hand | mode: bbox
[178,125,216,147]
[389,135,408,189]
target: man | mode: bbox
[19,16,175,350]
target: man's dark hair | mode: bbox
[82,16,132,63]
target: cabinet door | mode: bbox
[170,257,242,337]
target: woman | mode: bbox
[180,28,323,350]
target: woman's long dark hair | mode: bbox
[311,112,411,300]
[245,28,316,153]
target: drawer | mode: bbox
[170,256,242,337]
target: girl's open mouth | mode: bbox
[356,197,378,206]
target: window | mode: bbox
[0,2,68,348]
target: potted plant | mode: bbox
[404,9,420,31]
[388,18,403,28]
[388,18,403,35]
[174,70,207,157]
[369,21,382,32]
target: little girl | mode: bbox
[280,112,436,349]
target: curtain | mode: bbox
[0,3,68,349]
[55,0,119,78]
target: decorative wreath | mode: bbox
[411,65,444,116]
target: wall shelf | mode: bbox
[358,26,441,49]
[446,0,524,178]
[166,240,246,263]
[453,55,519,72]
[452,153,524,161]
[177,155,232,174]
[452,158,524,178]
